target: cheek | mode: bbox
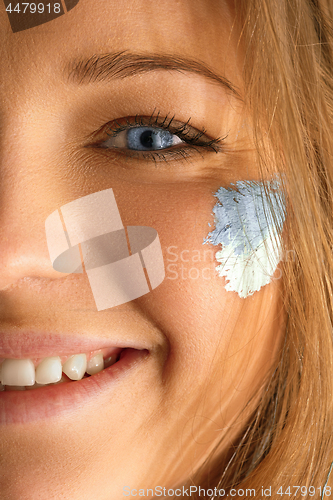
[55,179,285,427]
[113,181,241,368]
[67,179,283,384]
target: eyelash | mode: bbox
[93,109,228,164]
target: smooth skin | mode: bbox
[0,1,286,498]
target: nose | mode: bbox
[0,148,72,290]
[0,188,71,290]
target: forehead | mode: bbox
[0,0,242,89]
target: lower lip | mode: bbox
[0,348,149,425]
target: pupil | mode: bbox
[140,130,154,148]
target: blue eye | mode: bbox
[91,113,228,163]
[102,126,183,151]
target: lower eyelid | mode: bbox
[91,142,203,163]
[110,145,204,162]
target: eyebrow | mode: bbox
[63,50,243,101]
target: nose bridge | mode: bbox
[0,111,65,223]
[0,33,84,289]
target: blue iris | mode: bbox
[126,127,175,151]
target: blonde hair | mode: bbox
[184,0,333,497]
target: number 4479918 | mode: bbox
[5,3,61,14]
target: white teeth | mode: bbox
[62,354,87,381]
[1,359,35,386]
[36,357,62,385]
[0,350,120,390]
[86,353,104,375]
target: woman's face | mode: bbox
[0,1,286,498]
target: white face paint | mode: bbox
[203,176,286,298]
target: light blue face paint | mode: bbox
[203,176,286,298]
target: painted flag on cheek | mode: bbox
[203,176,286,298]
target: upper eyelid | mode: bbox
[104,114,200,136]
[105,121,187,139]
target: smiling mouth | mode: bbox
[0,347,130,391]
[0,346,150,425]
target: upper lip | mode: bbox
[0,330,150,359]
